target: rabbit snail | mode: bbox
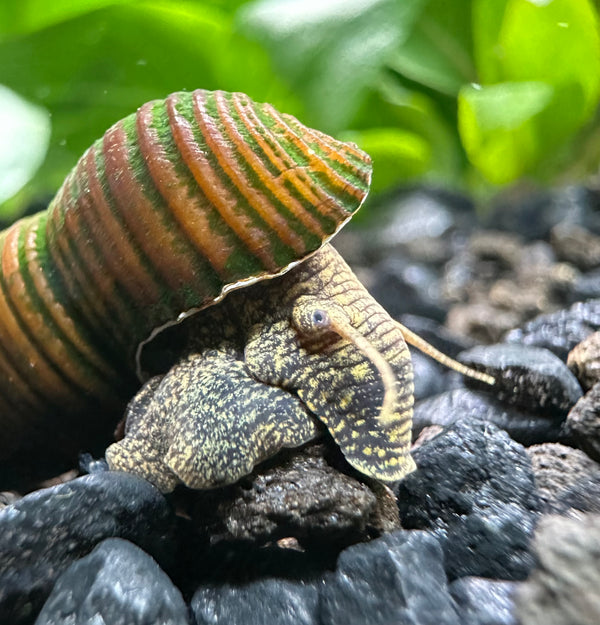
[0,89,493,492]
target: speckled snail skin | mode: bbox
[0,89,419,491]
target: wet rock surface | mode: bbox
[505,299,600,359]
[564,381,600,462]
[459,344,582,416]
[320,530,459,625]
[397,418,541,580]
[449,577,519,625]
[413,389,564,446]
[3,185,600,623]
[0,472,177,624]
[192,577,319,625]
[35,538,189,625]
[182,443,400,549]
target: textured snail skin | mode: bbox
[0,89,415,490]
[106,244,415,491]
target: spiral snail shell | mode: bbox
[0,89,376,473]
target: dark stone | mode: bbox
[397,418,541,580]
[412,389,564,446]
[564,382,600,463]
[368,258,447,321]
[505,299,600,360]
[410,349,449,401]
[449,577,519,625]
[441,503,538,582]
[485,185,600,241]
[516,514,600,625]
[573,267,600,301]
[372,187,459,263]
[550,185,600,235]
[526,443,600,512]
[320,530,460,625]
[0,472,176,625]
[192,578,319,625]
[484,187,555,240]
[185,443,399,549]
[35,538,188,625]
[400,314,476,358]
[460,344,582,417]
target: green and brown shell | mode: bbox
[0,89,372,463]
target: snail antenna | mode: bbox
[394,321,495,386]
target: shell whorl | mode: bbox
[0,89,372,457]
[48,90,371,352]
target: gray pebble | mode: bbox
[192,578,318,625]
[35,538,188,625]
[0,472,176,624]
[413,388,564,446]
[449,577,519,625]
[565,382,600,463]
[398,418,541,580]
[320,530,459,625]
[547,472,600,516]
[460,343,582,416]
[527,443,600,512]
[505,299,600,359]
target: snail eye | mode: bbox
[311,309,329,328]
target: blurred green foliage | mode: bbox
[0,0,599,219]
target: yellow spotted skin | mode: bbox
[106,244,415,491]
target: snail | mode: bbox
[0,89,493,492]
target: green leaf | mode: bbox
[0,0,134,38]
[458,81,554,184]
[390,0,475,95]
[0,0,294,211]
[474,0,600,115]
[239,0,422,132]
[352,76,464,185]
[468,0,600,182]
[343,127,430,193]
[0,85,50,208]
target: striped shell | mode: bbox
[0,89,372,461]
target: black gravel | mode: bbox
[3,184,600,624]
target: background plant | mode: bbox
[1,0,599,220]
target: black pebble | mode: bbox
[320,530,459,625]
[398,418,541,580]
[0,472,176,625]
[413,388,564,446]
[449,576,519,625]
[192,577,319,625]
[35,538,189,625]
[460,343,582,416]
[505,299,600,359]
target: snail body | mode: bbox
[0,89,416,490]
